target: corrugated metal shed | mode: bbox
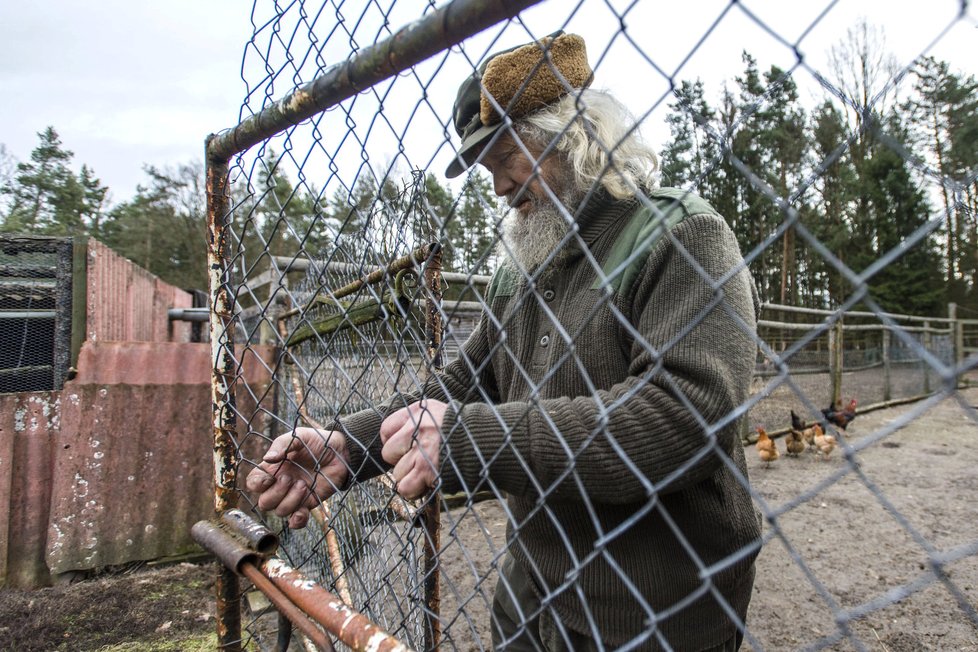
[0,392,59,588]
[85,240,193,343]
[47,383,214,574]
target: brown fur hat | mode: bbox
[479,33,592,126]
[446,31,592,177]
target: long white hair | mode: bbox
[515,88,660,200]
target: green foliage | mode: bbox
[1,127,107,237]
[659,40,965,316]
[100,163,208,290]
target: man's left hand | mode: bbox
[380,400,447,500]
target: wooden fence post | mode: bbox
[923,320,932,394]
[829,319,843,407]
[882,327,892,402]
[949,303,963,367]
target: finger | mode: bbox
[288,507,310,529]
[390,449,416,484]
[245,465,276,493]
[379,406,414,443]
[256,473,295,512]
[382,423,416,466]
[274,479,310,518]
[396,466,431,501]
[263,433,306,464]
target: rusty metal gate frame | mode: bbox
[204,0,545,648]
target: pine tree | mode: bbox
[904,58,978,308]
[1,127,88,236]
[859,116,944,315]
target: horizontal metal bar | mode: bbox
[441,272,491,286]
[443,300,484,313]
[0,310,56,319]
[221,509,279,556]
[168,307,210,322]
[268,257,490,289]
[758,319,952,335]
[261,558,410,651]
[240,562,335,651]
[206,0,544,161]
[0,264,57,279]
[762,302,954,325]
[191,520,260,574]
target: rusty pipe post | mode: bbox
[240,564,336,652]
[194,516,337,650]
[261,558,411,652]
[206,144,242,650]
[221,509,279,556]
[206,0,545,162]
[421,243,443,651]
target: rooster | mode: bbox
[755,427,780,468]
[822,398,857,430]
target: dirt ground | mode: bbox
[2,386,975,651]
[0,562,217,651]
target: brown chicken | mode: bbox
[755,426,780,467]
[784,428,807,457]
[823,398,857,430]
[789,410,821,449]
[813,426,837,460]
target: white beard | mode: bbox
[497,171,583,274]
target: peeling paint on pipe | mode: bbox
[261,558,412,652]
[205,0,544,162]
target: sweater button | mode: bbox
[543,289,555,301]
[539,334,550,347]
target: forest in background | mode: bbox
[1,23,975,318]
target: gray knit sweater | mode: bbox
[341,187,761,650]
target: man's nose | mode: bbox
[492,171,513,198]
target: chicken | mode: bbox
[789,410,821,449]
[790,409,807,431]
[823,398,857,430]
[755,426,780,467]
[784,428,807,457]
[812,425,837,460]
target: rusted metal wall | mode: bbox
[0,392,60,588]
[85,240,193,344]
[0,342,273,587]
[47,379,214,575]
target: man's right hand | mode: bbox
[245,428,350,529]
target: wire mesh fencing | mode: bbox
[0,234,74,394]
[204,1,978,650]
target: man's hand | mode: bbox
[245,428,350,529]
[380,400,447,500]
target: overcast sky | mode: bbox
[1,0,975,205]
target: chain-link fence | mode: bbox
[202,1,978,650]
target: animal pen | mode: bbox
[198,1,978,650]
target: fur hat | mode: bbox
[446,32,592,178]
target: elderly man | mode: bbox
[247,32,761,651]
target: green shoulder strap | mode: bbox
[592,187,717,295]
[485,188,717,302]
[484,262,520,303]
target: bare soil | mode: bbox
[0,562,216,652]
[2,387,975,651]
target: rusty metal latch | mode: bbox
[193,509,411,652]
